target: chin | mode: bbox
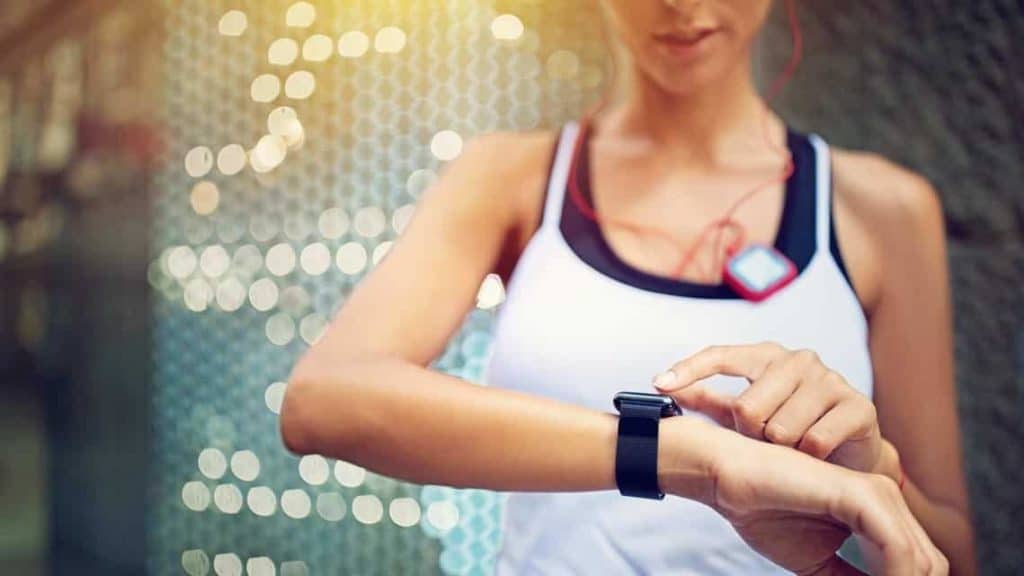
[633,41,733,93]
[648,62,723,96]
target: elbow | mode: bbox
[278,370,319,456]
[278,354,357,457]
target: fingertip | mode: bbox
[652,369,679,391]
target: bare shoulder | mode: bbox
[460,129,561,181]
[430,128,559,232]
[450,129,560,280]
[828,146,947,311]
[830,147,944,232]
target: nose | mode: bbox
[662,0,702,17]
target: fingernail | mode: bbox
[652,369,678,390]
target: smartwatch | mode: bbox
[613,391,682,500]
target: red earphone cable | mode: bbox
[704,0,803,277]
[567,0,803,283]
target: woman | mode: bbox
[280,0,974,573]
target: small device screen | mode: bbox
[730,247,789,291]
[723,244,797,302]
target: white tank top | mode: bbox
[482,121,874,575]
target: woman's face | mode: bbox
[598,0,773,94]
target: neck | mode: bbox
[598,55,778,166]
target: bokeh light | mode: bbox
[247,557,276,576]
[353,206,387,238]
[250,74,281,103]
[286,2,316,28]
[266,313,296,345]
[316,492,347,522]
[338,31,370,58]
[333,460,366,488]
[389,497,422,527]
[491,14,525,41]
[374,27,406,54]
[229,450,260,482]
[268,38,299,66]
[253,135,288,170]
[246,486,277,517]
[264,381,287,414]
[430,130,463,161]
[215,277,247,312]
[426,500,460,531]
[265,243,296,277]
[477,274,506,310]
[298,313,327,344]
[372,241,392,265]
[267,107,304,145]
[284,71,316,100]
[302,34,333,62]
[281,489,312,519]
[391,204,415,234]
[184,278,213,312]
[281,561,309,576]
[198,448,227,480]
[189,180,219,214]
[199,245,230,278]
[213,484,243,514]
[248,278,279,311]
[218,10,248,36]
[184,147,213,178]
[299,243,331,276]
[181,481,211,512]
[168,246,197,279]
[181,549,210,576]
[298,455,329,486]
[214,554,242,576]
[336,242,368,275]
[352,494,384,525]
[318,207,350,239]
[216,144,247,175]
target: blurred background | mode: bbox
[0,0,1021,574]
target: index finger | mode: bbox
[653,342,785,392]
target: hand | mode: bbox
[660,418,948,575]
[653,343,884,475]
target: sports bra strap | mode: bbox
[541,121,580,230]
[808,133,833,253]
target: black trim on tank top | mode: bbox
[828,172,856,293]
[557,127,819,299]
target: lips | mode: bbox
[654,28,718,47]
[653,28,719,60]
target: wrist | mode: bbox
[657,416,727,506]
[871,438,902,484]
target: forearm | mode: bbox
[874,439,977,574]
[280,353,718,501]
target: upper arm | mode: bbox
[842,154,970,513]
[293,131,551,372]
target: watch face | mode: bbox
[613,392,681,417]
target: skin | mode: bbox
[279,0,969,573]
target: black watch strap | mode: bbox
[615,399,670,500]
